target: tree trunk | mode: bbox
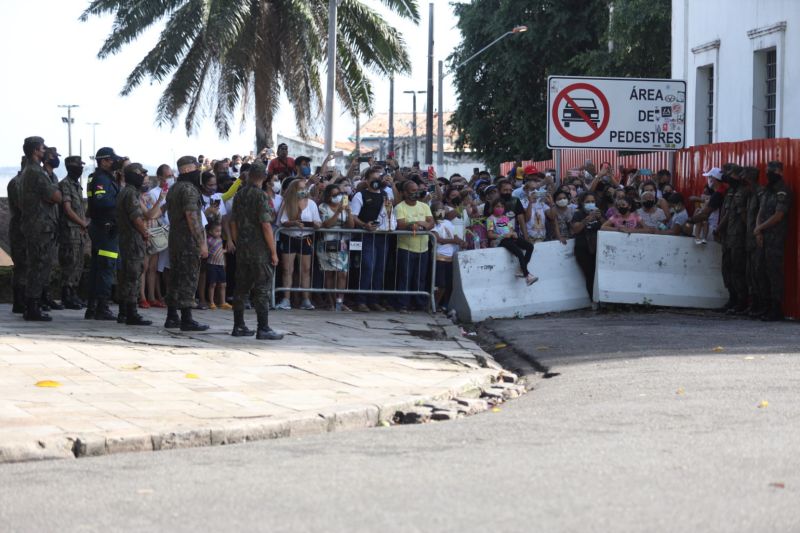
[254,68,274,152]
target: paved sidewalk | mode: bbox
[0,305,502,463]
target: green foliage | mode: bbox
[82,0,419,150]
[449,0,670,171]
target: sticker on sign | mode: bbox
[547,76,686,151]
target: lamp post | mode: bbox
[86,122,100,169]
[437,25,527,167]
[403,90,426,164]
[58,104,79,155]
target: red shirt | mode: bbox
[267,157,296,176]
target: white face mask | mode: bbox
[556,199,569,207]
[332,194,343,204]
[166,177,175,188]
[272,182,281,194]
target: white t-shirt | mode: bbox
[433,219,458,258]
[202,192,227,217]
[671,209,690,233]
[519,197,549,239]
[279,200,321,237]
[148,186,169,226]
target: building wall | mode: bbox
[672,0,800,146]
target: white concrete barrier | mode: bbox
[593,231,727,309]
[449,240,591,323]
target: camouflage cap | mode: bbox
[23,136,45,146]
[249,159,267,176]
[65,156,85,166]
[123,163,146,180]
[45,146,62,156]
[176,155,199,168]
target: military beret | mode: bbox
[176,155,199,168]
[96,146,122,161]
[249,159,267,176]
[65,156,85,166]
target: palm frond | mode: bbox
[97,0,185,58]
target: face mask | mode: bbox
[126,173,145,189]
[767,171,781,184]
[272,182,281,194]
[450,196,461,206]
[617,206,630,215]
[556,199,569,207]
[643,200,656,209]
[493,207,505,217]
[179,170,202,188]
[343,185,352,195]
[434,210,445,219]
[205,185,217,194]
[66,165,82,179]
[332,194,343,204]
[414,190,426,200]
[297,190,309,199]
[370,179,382,190]
[584,202,596,211]
[301,166,312,177]
[500,193,512,201]
[47,157,60,169]
[166,177,175,188]
[141,181,151,192]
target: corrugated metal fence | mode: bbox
[501,138,800,318]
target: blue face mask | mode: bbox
[584,202,596,211]
[301,166,311,177]
[48,156,60,169]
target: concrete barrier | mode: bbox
[449,240,591,323]
[593,231,727,309]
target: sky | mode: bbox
[0,0,466,170]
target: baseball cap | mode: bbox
[702,167,723,180]
[46,146,62,156]
[176,155,199,168]
[96,147,122,161]
[523,165,538,175]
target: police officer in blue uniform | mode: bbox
[85,147,123,320]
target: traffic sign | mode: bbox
[547,76,686,151]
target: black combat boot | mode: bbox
[749,298,768,318]
[255,311,283,340]
[84,299,96,319]
[164,306,181,328]
[62,287,82,310]
[761,302,784,322]
[180,308,209,332]
[94,299,117,321]
[24,299,52,322]
[231,308,255,337]
[126,302,152,326]
[117,302,127,324]
[42,288,63,311]
[12,286,25,314]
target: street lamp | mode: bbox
[59,104,79,155]
[437,25,527,166]
[86,122,101,168]
[403,90,427,164]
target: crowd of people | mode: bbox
[8,136,792,340]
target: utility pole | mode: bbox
[87,122,100,166]
[323,0,337,154]
[403,90,426,164]
[424,2,434,166]
[59,104,79,155]
[388,76,395,154]
[437,60,444,167]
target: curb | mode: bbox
[0,336,505,464]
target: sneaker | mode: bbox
[276,299,292,310]
[220,303,232,310]
[208,303,217,310]
[195,302,209,310]
[300,299,315,310]
[694,238,702,245]
[701,238,707,244]
[525,274,539,286]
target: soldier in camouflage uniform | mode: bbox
[718,164,749,313]
[742,167,765,317]
[58,156,90,310]
[229,160,283,340]
[115,164,152,326]
[754,161,792,322]
[41,147,64,311]
[7,157,27,314]
[19,136,62,321]
[164,155,209,331]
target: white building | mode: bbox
[672,0,799,146]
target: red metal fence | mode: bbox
[501,138,800,318]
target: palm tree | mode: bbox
[81,0,419,150]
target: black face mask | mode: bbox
[617,207,630,215]
[413,190,427,200]
[500,193,512,201]
[125,173,145,189]
[66,165,83,179]
[450,196,461,206]
[642,200,656,209]
[767,171,781,184]
[47,157,60,169]
[179,170,203,189]
[370,179,382,190]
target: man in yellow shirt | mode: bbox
[394,181,434,312]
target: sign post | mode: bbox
[547,76,686,151]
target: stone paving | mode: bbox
[0,305,503,463]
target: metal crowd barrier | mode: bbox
[271,227,438,312]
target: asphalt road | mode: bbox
[1,310,799,533]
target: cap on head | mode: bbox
[95,147,120,161]
[249,160,267,177]
[176,155,199,169]
[123,163,146,179]
[523,165,538,175]
[767,160,783,172]
[295,156,311,167]
[65,156,85,166]
[46,146,62,157]
[702,167,723,181]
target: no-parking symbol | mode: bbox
[550,82,610,143]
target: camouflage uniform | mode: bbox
[116,184,146,304]
[166,179,203,308]
[756,178,792,317]
[7,174,27,293]
[744,181,764,311]
[720,181,749,309]
[19,161,60,300]
[58,174,87,291]
[231,183,275,314]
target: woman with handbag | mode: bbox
[141,178,167,308]
[317,184,354,311]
